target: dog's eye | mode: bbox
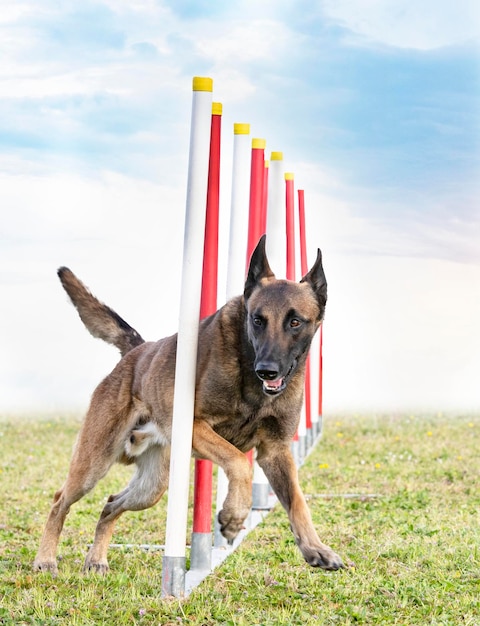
[290,318,302,328]
[252,316,263,327]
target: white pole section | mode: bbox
[214,122,251,548]
[265,151,285,277]
[226,123,251,299]
[161,76,213,598]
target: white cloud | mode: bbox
[323,253,480,412]
[322,0,480,50]
[194,19,299,63]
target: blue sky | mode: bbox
[1,0,479,413]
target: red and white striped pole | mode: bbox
[162,77,213,598]
[298,189,314,450]
[190,102,222,571]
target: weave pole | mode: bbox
[214,122,251,548]
[298,189,313,449]
[284,172,296,281]
[161,77,213,598]
[318,324,324,439]
[284,172,304,465]
[246,135,267,480]
[247,138,268,507]
[190,102,222,571]
[309,329,320,440]
[246,138,267,269]
[262,159,269,230]
[266,151,286,276]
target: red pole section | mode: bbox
[200,102,222,318]
[246,138,266,270]
[285,172,298,447]
[298,190,308,277]
[319,325,324,418]
[298,189,312,433]
[192,102,222,539]
[285,173,296,281]
[262,159,269,234]
[244,137,266,466]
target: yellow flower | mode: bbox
[318,463,329,469]
[427,431,433,437]
[375,463,381,469]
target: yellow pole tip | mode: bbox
[212,102,222,115]
[252,138,266,150]
[285,172,294,180]
[264,160,270,168]
[193,76,213,92]
[271,151,283,161]
[234,123,250,135]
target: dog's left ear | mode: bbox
[300,249,327,313]
[244,235,275,300]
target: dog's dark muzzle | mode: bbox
[255,360,297,395]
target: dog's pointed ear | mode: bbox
[244,235,275,300]
[300,248,327,314]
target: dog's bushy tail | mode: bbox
[58,267,145,357]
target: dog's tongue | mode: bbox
[264,378,283,390]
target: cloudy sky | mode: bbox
[1,0,479,414]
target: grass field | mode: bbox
[0,412,478,625]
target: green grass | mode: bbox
[0,412,478,625]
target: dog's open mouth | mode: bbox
[263,377,286,395]
[261,360,297,396]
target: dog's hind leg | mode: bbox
[33,436,117,576]
[256,441,344,571]
[83,446,170,573]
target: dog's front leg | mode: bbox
[256,441,344,570]
[192,420,252,543]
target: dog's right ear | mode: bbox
[244,235,275,300]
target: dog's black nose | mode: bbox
[256,367,279,381]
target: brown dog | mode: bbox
[33,236,343,575]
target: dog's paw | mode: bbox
[83,558,109,575]
[301,543,344,570]
[33,557,58,576]
[217,508,247,542]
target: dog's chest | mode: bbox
[212,399,292,452]
[213,413,264,451]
